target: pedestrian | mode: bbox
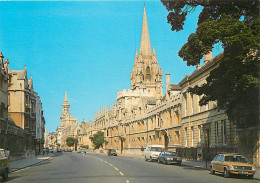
[5,148,10,157]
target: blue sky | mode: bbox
[0,1,221,133]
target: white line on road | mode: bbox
[119,172,124,176]
[126,180,130,183]
[104,161,108,163]
[114,167,119,171]
[109,163,113,166]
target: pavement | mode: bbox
[9,153,54,172]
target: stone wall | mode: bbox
[0,121,35,160]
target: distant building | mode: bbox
[0,52,9,147]
[8,60,45,157]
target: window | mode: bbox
[191,126,194,147]
[198,125,201,143]
[215,155,221,161]
[198,95,201,112]
[184,95,187,116]
[146,66,151,81]
[222,120,226,145]
[185,127,188,147]
[216,122,219,146]
[191,95,194,115]
[220,155,224,161]
[206,103,209,110]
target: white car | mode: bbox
[144,145,164,161]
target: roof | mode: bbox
[146,98,156,105]
[170,84,181,91]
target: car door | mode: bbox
[145,147,150,159]
[218,155,225,172]
[212,155,220,171]
[159,152,164,162]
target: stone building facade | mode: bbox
[51,5,259,167]
[0,52,45,158]
[87,6,259,167]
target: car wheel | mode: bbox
[248,175,254,179]
[164,159,167,165]
[149,156,152,161]
[210,166,215,175]
[224,168,229,178]
[2,171,8,181]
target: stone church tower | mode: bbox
[60,91,70,127]
[130,5,163,98]
[60,91,77,127]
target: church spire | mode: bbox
[64,91,68,102]
[139,5,151,56]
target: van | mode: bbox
[144,145,164,161]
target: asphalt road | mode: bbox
[3,152,258,183]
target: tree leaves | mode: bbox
[89,131,106,149]
[162,0,259,128]
[66,137,78,147]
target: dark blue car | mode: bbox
[158,151,182,165]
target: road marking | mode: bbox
[104,161,108,163]
[119,172,124,176]
[126,180,130,183]
[109,163,113,166]
[114,167,119,171]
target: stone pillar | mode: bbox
[166,73,170,92]
[204,51,212,65]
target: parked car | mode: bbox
[107,149,117,156]
[144,145,164,161]
[158,151,182,165]
[49,149,54,153]
[57,149,62,153]
[67,149,73,152]
[78,149,82,153]
[81,150,86,154]
[210,153,256,178]
[0,149,9,181]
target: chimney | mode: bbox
[166,73,170,92]
[204,51,212,65]
[0,52,4,65]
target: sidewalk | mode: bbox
[9,154,54,172]
[115,153,260,180]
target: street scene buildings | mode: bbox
[0,52,46,159]
[1,1,259,182]
[46,5,259,168]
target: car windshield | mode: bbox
[151,147,163,152]
[224,156,247,163]
[164,151,175,156]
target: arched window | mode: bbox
[146,66,151,81]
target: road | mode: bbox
[4,152,258,183]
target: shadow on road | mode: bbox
[1,176,21,182]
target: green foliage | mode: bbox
[89,131,106,149]
[161,0,259,128]
[81,145,89,149]
[66,137,78,147]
